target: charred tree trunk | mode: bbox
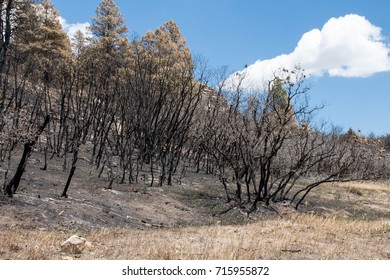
[220,177,231,202]
[0,0,13,74]
[234,171,242,204]
[4,115,50,197]
[41,146,48,170]
[61,148,78,198]
[4,142,31,197]
[245,171,251,203]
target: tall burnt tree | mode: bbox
[0,0,386,221]
[198,67,386,211]
[126,20,207,186]
[1,0,70,196]
[0,0,13,74]
[61,0,128,197]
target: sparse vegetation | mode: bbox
[1,210,390,260]
[1,171,390,259]
[0,0,389,260]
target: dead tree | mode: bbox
[200,67,386,213]
[4,115,50,197]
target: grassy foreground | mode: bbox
[1,213,389,260]
[1,181,390,260]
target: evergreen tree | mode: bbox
[0,0,14,72]
[35,0,71,60]
[139,19,192,72]
[13,0,71,62]
[268,76,296,127]
[71,30,89,59]
[90,0,128,58]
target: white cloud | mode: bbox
[58,16,92,40]
[227,14,390,91]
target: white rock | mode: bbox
[61,235,87,254]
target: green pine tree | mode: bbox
[13,0,70,61]
[90,0,128,57]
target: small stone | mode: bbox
[61,235,87,254]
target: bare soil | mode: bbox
[1,150,390,260]
[0,150,261,231]
[1,150,390,232]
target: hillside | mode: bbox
[0,148,262,231]
[1,149,390,260]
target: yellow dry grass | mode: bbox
[1,181,389,260]
[331,181,390,192]
[1,213,389,260]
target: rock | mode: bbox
[61,256,74,260]
[61,235,87,254]
[108,189,123,195]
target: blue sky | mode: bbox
[52,0,390,136]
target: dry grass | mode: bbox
[1,213,389,260]
[1,181,390,260]
[332,181,390,192]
